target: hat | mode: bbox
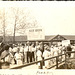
[44,46,48,50]
[36,45,40,50]
[44,44,47,47]
[39,42,43,45]
[27,41,29,44]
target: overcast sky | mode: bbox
[0,2,75,36]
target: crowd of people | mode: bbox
[0,41,75,69]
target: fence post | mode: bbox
[56,56,58,69]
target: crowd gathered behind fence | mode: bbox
[0,41,75,69]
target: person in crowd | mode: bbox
[28,43,33,63]
[61,45,66,61]
[9,44,13,54]
[26,41,30,63]
[57,46,62,62]
[35,41,40,61]
[39,42,44,54]
[36,46,43,69]
[12,44,18,55]
[12,44,18,64]
[24,43,28,63]
[39,42,44,66]
[52,45,59,64]
[58,45,62,55]
[67,44,72,58]
[31,43,36,62]
[71,45,75,58]
[50,45,54,64]
[14,47,23,65]
[53,45,59,56]
[19,43,24,64]
[9,50,15,65]
[43,46,51,69]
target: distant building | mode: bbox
[0,35,75,45]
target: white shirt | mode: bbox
[19,47,24,53]
[29,46,32,52]
[13,47,18,53]
[36,50,42,61]
[43,50,50,59]
[9,47,13,53]
[53,47,59,56]
[32,47,36,52]
[24,46,29,52]
[15,53,22,60]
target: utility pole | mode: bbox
[13,20,16,44]
[13,8,19,44]
[13,8,17,44]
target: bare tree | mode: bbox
[0,8,6,43]
[0,8,10,43]
[10,7,38,43]
[0,7,38,43]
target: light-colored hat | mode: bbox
[36,45,40,49]
[27,41,29,44]
[44,46,48,50]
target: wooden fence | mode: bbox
[10,51,75,69]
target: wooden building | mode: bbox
[0,35,75,45]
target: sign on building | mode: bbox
[62,40,70,46]
[27,27,45,40]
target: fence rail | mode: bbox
[10,51,75,69]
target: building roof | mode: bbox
[45,35,75,41]
[62,35,75,40]
[45,35,57,40]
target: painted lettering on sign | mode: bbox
[27,28,45,40]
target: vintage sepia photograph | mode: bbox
[0,2,75,72]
